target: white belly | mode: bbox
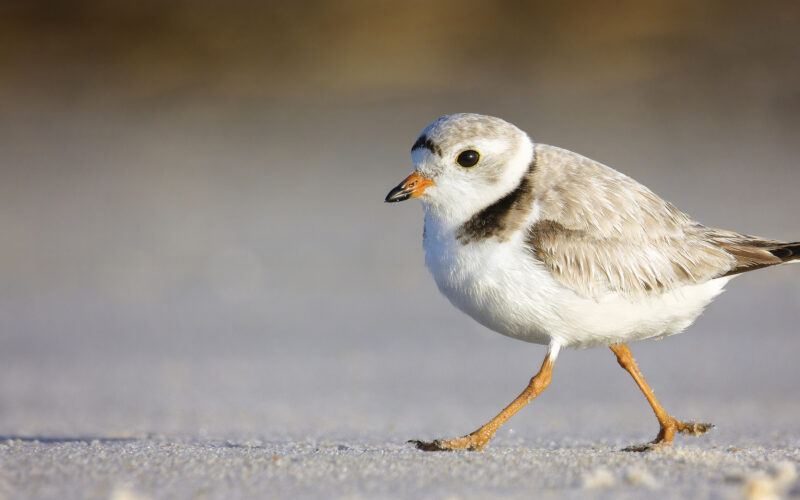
[424,227,730,349]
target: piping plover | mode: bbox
[385,113,799,452]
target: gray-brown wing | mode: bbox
[527,145,736,297]
[526,220,736,298]
[527,145,797,298]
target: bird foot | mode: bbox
[623,419,714,452]
[409,433,490,452]
[622,440,672,453]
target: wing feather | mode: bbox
[527,145,738,297]
[528,145,798,297]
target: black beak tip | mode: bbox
[385,187,411,203]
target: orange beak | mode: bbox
[385,172,435,203]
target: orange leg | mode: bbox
[610,343,713,451]
[412,347,557,451]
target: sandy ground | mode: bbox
[2,435,799,500]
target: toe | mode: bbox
[622,440,672,453]
[676,421,714,436]
[409,439,450,452]
[409,435,488,452]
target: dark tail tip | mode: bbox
[769,242,800,261]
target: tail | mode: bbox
[767,242,800,262]
[716,237,800,277]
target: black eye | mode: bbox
[456,150,480,168]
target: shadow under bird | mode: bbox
[385,113,800,452]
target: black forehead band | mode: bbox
[411,135,442,156]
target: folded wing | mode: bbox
[527,145,797,298]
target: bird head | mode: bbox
[386,113,534,225]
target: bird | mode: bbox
[385,113,799,452]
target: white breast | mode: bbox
[423,217,731,349]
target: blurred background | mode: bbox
[0,0,798,444]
